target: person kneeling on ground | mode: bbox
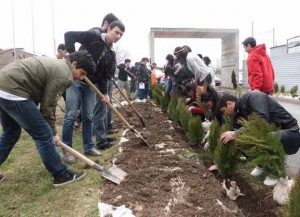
[0,51,96,187]
[182,81,206,121]
[217,90,300,186]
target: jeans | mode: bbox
[277,129,300,155]
[107,80,113,131]
[138,82,149,100]
[165,78,173,97]
[62,81,96,152]
[0,98,69,177]
[93,83,108,146]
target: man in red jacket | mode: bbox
[242,37,275,95]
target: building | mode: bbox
[0,48,35,69]
[270,36,300,94]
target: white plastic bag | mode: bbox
[98,202,136,217]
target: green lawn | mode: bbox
[0,130,118,217]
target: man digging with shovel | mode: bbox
[0,51,96,187]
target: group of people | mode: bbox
[194,37,299,186]
[0,13,125,186]
[0,11,299,190]
[163,45,214,98]
[116,57,157,101]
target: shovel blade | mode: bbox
[107,166,127,180]
[137,113,146,127]
[101,168,124,185]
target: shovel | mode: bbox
[83,76,150,147]
[111,95,132,116]
[112,79,146,127]
[57,141,126,184]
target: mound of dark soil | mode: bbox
[100,101,280,217]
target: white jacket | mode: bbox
[186,53,210,83]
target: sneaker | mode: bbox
[0,174,5,182]
[263,176,279,186]
[62,149,76,164]
[107,137,117,143]
[84,148,101,156]
[96,142,113,150]
[250,166,264,176]
[53,170,86,187]
[108,128,119,135]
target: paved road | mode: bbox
[274,97,300,177]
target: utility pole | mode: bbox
[11,0,16,61]
[31,0,35,55]
[51,0,56,56]
[273,28,275,47]
[251,21,254,37]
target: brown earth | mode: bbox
[99,100,281,217]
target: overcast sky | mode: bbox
[1,0,300,67]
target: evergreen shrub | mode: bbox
[236,114,286,178]
[187,115,203,146]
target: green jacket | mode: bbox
[0,56,73,135]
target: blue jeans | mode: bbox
[138,82,149,100]
[93,83,108,146]
[62,81,96,152]
[0,98,69,177]
[278,129,300,155]
[107,80,113,131]
[165,78,173,97]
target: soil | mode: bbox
[99,100,282,217]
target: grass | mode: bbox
[0,128,120,217]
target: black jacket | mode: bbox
[136,64,150,84]
[64,29,116,94]
[117,63,131,82]
[235,91,299,131]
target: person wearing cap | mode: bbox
[242,37,275,95]
[173,45,211,86]
[0,51,96,186]
[136,57,151,100]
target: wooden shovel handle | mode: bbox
[57,141,100,168]
[83,76,133,130]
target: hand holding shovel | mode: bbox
[83,76,150,146]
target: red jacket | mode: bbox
[247,44,275,93]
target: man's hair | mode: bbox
[57,43,66,51]
[165,54,174,62]
[181,82,196,97]
[216,93,237,111]
[101,13,118,26]
[125,58,131,63]
[109,20,125,32]
[203,56,211,65]
[67,51,96,75]
[197,54,203,59]
[141,57,149,62]
[242,37,256,48]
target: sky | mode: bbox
[1,0,300,68]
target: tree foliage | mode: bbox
[235,114,286,178]
[187,115,203,146]
[213,116,239,178]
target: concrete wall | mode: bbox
[221,33,239,88]
[0,49,34,69]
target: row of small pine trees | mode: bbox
[151,84,203,145]
[150,84,300,215]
